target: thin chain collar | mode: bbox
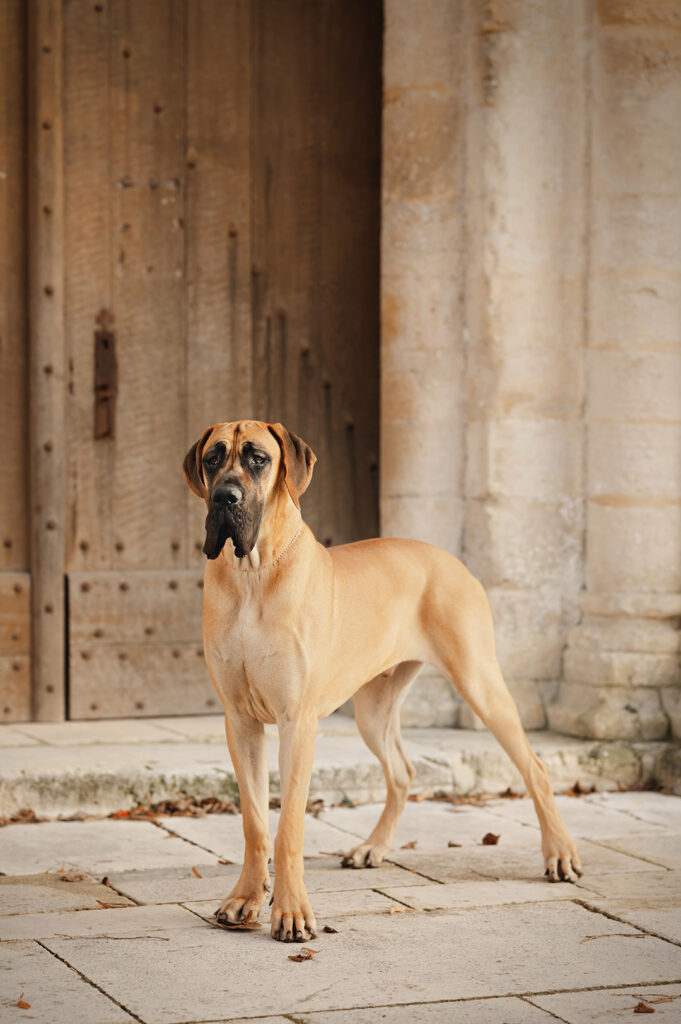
[225,524,304,573]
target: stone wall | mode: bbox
[381,0,681,736]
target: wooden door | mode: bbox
[59,0,382,718]
[0,1,31,723]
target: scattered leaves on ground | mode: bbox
[408,788,433,803]
[217,859,232,865]
[288,947,318,962]
[633,1003,655,1014]
[400,840,418,849]
[16,994,30,1010]
[191,867,202,879]
[581,933,646,944]
[307,798,324,818]
[0,808,45,827]
[448,841,462,848]
[323,925,338,933]
[389,905,414,914]
[482,833,500,846]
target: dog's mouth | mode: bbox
[203,502,263,560]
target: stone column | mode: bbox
[460,1,587,728]
[550,2,681,740]
[381,0,466,725]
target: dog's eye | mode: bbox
[204,454,220,468]
[251,454,266,466]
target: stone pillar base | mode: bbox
[549,593,681,741]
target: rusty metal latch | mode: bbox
[94,309,117,440]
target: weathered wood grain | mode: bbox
[0,657,31,723]
[0,573,31,657]
[185,0,253,568]
[105,0,187,570]
[68,570,202,646]
[0,0,29,574]
[69,643,217,719]
[28,0,66,720]
[63,0,113,572]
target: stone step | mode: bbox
[0,714,678,817]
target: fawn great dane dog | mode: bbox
[183,419,582,942]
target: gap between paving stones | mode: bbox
[574,897,681,949]
[35,938,145,1023]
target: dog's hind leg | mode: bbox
[341,660,423,868]
[430,576,583,882]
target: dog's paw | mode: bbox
[341,841,390,869]
[270,888,317,942]
[543,834,583,883]
[215,887,267,927]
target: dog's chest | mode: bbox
[203,587,309,719]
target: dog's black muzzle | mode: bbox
[203,481,262,561]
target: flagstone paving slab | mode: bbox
[108,858,429,905]
[483,793,667,839]
[0,902,201,941]
[296,997,555,1024]
[584,791,681,829]
[386,838,657,882]
[13,719,178,746]
[159,811,359,861]
[0,820,220,875]
[41,902,681,1023]
[595,833,681,870]
[0,873,133,916]
[321,800,539,849]
[0,940,135,1023]
[378,878,600,910]
[529,983,681,1023]
[579,896,681,945]
[575,870,681,899]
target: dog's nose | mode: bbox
[213,484,243,507]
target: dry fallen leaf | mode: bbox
[581,933,646,944]
[323,925,338,933]
[448,841,462,848]
[288,947,316,962]
[218,859,232,865]
[633,1003,655,1014]
[59,869,89,882]
[95,900,120,909]
[389,905,412,914]
[482,833,500,846]
[400,840,418,850]
[16,994,30,1010]
[192,867,202,879]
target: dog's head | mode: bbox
[183,420,316,560]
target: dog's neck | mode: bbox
[219,492,303,572]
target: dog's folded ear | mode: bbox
[183,427,215,498]
[267,423,316,509]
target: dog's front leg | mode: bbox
[271,713,317,942]
[216,712,271,927]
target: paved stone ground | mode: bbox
[1,714,679,818]
[1,789,681,1023]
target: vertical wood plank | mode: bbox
[106,0,187,570]
[185,0,252,567]
[319,0,382,545]
[251,0,323,514]
[0,0,29,573]
[251,0,381,547]
[63,0,113,572]
[28,0,66,721]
